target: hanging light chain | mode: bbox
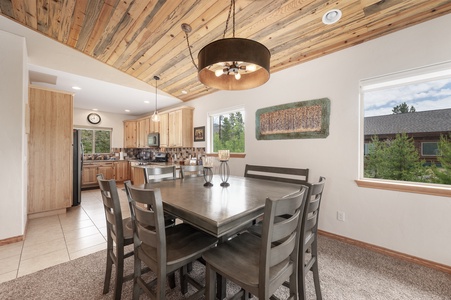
[223,0,235,39]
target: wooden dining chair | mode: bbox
[124,181,218,300]
[244,164,309,184]
[143,165,177,183]
[180,165,204,179]
[143,165,178,227]
[97,174,134,300]
[202,187,308,300]
[299,176,326,300]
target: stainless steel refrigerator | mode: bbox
[73,129,83,206]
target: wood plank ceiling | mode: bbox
[1,0,451,101]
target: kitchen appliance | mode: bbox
[72,129,84,206]
[153,152,169,162]
[148,132,160,147]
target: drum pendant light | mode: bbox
[182,0,270,90]
[151,76,160,122]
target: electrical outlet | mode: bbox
[337,211,345,222]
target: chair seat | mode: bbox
[140,223,217,273]
[203,232,291,290]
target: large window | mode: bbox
[360,63,451,187]
[79,128,112,154]
[209,107,245,153]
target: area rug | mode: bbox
[0,236,450,299]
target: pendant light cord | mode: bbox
[223,0,235,38]
[184,30,198,70]
[154,76,159,113]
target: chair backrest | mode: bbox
[124,181,167,272]
[143,165,177,183]
[244,164,309,185]
[180,165,204,179]
[259,186,308,298]
[97,174,124,243]
[302,176,326,248]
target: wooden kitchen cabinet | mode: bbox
[137,118,150,148]
[159,113,169,148]
[168,107,194,148]
[124,120,137,148]
[28,86,73,216]
[98,163,115,180]
[131,166,145,185]
[82,162,115,189]
[114,161,130,181]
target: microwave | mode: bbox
[148,133,160,147]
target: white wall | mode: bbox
[185,15,451,266]
[73,108,131,149]
[0,31,28,240]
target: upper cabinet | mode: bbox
[168,107,194,148]
[123,106,193,148]
[124,120,137,148]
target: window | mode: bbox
[421,142,439,156]
[360,63,451,189]
[79,128,112,154]
[209,107,245,153]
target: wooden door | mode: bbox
[115,161,130,181]
[169,110,182,147]
[137,118,151,148]
[28,87,73,214]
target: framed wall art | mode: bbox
[256,98,330,140]
[194,126,205,142]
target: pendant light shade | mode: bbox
[151,75,160,122]
[198,38,270,90]
[182,0,270,91]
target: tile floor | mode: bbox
[0,184,130,284]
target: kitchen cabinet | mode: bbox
[115,161,130,181]
[131,166,145,185]
[159,113,169,148]
[82,162,115,189]
[137,118,151,148]
[124,120,137,148]
[168,107,194,148]
[28,86,73,216]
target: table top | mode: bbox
[142,175,300,238]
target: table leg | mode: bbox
[217,273,226,300]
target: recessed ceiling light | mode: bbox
[322,9,342,25]
[92,108,98,111]
[144,100,150,104]
[125,109,130,112]
[182,90,188,94]
[72,86,81,90]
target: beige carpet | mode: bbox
[0,236,450,299]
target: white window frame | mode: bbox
[75,126,113,154]
[207,105,245,154]
[421,142,439,157]
[357,61,451,197]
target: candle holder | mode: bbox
[203,167,213,187]
[218,150,230,187]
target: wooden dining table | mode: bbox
[142,175,301,239]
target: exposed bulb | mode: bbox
[215,69,223,77]
[151,112,160,122]
[247,64,257,72]
[235,72,241,80]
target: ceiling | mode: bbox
[1,0,451,114]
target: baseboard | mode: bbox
[318,230,451,274]
[0,235,24,246]
[28,208,66,219]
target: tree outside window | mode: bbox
[210,109,245,153]
[80,129,111,154]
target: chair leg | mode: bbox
[205,263,217,300]
[312,241,322,300]
[180,265,188,294]
[114,247,125,300]
[103,237,113,294]
[133,253,142,300]
[168,271,176,289]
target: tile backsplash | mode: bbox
[84,147,206,162]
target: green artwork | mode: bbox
[256,98,330,140]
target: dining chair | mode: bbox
[97,174,134,300]
[143,165,178,227]
[143,165,177,183]
[244,164,309,184]
[202,187,308,300]
[124,181,218,300]
[299,176,326,300]
[180,165,204,179]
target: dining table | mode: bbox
[139,175,302,299]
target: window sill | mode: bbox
[206,153,246,158]
[355,179,451,197]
